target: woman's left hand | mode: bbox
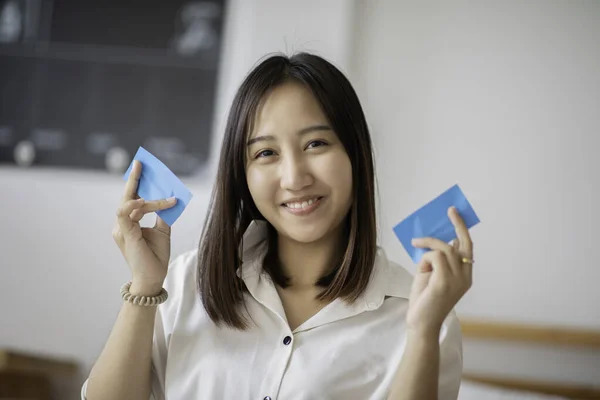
[406,206,474,337]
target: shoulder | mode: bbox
[373,247,414,299]
[166,249,199,285]
[375,247,413,280]
[385,258,414,284]
[158,249,201,327]
[163,249,199,299]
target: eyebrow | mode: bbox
[247,124,332,146]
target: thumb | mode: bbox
[418,258,433,273]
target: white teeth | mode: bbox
[285,197,319,209]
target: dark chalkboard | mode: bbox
[0,0,226,175]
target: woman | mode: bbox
[83,52,473,400]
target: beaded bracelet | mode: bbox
[120,281,168,306]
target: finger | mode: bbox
[140,197,177,214]
[122,160,142,201]
[448,206,473,256]
[450,238,473,286]
[417,260,433,274]
[412,236,454,254]
[131,197,177,223]
[420,250,452,283]
[465,261,473,289]
[130,208,144,223]
[412,237,461,276]
[117,198,145,233]
[448,207,474,284]
[410,261,432,301]
[463,251,474,286]
[154,215,171,235]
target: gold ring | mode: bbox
[462,257,474,264]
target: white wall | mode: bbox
[208,0,356,176]
[350,0,600,386]
[1,0,599,397]
[0,0,356,398]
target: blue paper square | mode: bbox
[122,146,193,226]
[393,184,480,263]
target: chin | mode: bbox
[275,218,345,244]
[262,200,352,245]
[279,226,329,244]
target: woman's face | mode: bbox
[246,81,353,244]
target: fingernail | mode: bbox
[168,197,177,202]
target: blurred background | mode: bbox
[1,0,599,399]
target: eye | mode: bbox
[306,140,328,149]
[255,149,276,159]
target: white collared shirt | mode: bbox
[82,221,462,399]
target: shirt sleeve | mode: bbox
[437,310,464,400]
[79,305,168,400]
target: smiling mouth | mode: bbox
[281,196,324,215]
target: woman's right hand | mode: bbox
[112,160,178,295]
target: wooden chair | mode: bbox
[0,349,79,400]
[460,319,600,399]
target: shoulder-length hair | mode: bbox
[198,52,377,329]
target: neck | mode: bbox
[276,227,346,290]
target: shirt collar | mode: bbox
[239,220,270,266]
[237,220,411,301]
[237,220,413,332]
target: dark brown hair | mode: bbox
[198,52,377,329]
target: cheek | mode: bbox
[339,159,354,203]
[246,166,276,204]
[319,152,353,201]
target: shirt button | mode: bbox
[283,336,292,345]
[264,397,272,400]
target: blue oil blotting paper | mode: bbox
[393,184,480,264]
[122,146,193,226]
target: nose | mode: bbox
[279,153,313,192]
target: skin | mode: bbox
[245,81,355,330]
[245,81,353,291]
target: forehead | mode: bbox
[249,82,328,138]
